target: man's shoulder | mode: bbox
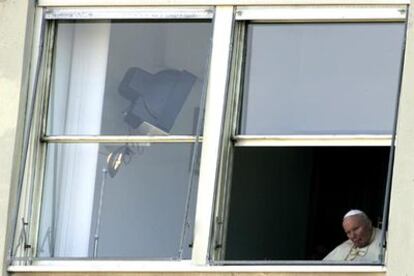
[324,228,383,261]
[334,239,354,252]
[323,239,353,261]
[370,228,383,249]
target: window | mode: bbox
[212,8,406,264]
[11,8,213,261]
[9,4,409,269]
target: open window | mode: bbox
[8,3,410,269]
[212,7,407,264]
[11,8,213,262]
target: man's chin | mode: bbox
[355,242,368,248]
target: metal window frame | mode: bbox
[39,15,211,258]
[41,6,214,145]
[10,5,217,266]
[8,7,50,266]
[210,5,408,265]
[44,6,214,19]
[209,20,245,262]
[233,135,393,147]
[42,136,203,143]
[230,6,407,148]
[37,0,410,6]
[191,6,235,265]
[235,5,407,21]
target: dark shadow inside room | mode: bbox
[224,146,390,261]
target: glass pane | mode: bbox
[37,143,200,259]
[47,20,212,136]
[225,146,389,262]
[240,23,405,135]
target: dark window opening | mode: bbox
[224,146,389,261]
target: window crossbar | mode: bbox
[235,5,407,22]
[233,135,392,146]
[44,7,214,20]
[41,135,203,143]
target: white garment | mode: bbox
[323,228,382,262]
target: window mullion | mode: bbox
[191,6,234,265]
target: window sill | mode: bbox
[8,261,386,273]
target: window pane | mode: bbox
[37,143,199,259]
[224,147,389,262]
[47,20,212,136]
[240,23,405,135]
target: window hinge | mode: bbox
[398,8,406,15]
[213,216,224,251]
[13,218,33,263]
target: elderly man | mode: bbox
[323,210,382,262]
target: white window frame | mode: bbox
[231,4,407,148]
[44,6,214,19]
[9,4,219,267]
[209,3,407,266]
[7,2,412,273]
[37,0,410,6]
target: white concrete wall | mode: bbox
[386,1,414,275]
[0,0,35,275]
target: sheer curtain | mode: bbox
[40,22,110,257]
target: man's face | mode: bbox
[342,215,372,248]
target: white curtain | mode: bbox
[50,22,110,257]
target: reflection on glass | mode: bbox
[47,21,212,135]
[240,23,405,135]
[37,143,199,259]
